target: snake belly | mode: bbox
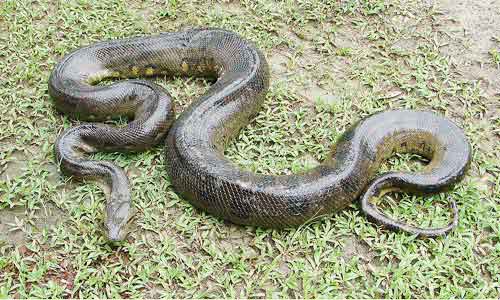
[48,29,472,241]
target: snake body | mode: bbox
[48,29,471,241]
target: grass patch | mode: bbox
[0,0,499,298]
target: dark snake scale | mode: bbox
[48,29,472,241]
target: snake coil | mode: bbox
[48,29,471,241]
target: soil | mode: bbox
[438,0,500,99]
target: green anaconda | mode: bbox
[48,29,471,241]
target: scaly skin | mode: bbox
[48,29,471,241]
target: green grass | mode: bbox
[490,49,500,68]
[1,0,499,298]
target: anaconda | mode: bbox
[48,29,471,241]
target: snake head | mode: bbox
[105,192,132,242]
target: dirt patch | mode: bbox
[302,84,341,104]
[342,236,381,276]
[343,236,376,262]
[0,150,27,181]
[268,52,289,76]
[1,150,61,189]
[468,173,496,195]
[437,0,500,98]
[45,162,61,185]
[0,203,65,245]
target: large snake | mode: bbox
[48,29,471,241]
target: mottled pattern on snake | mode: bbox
[48,29,472,241]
